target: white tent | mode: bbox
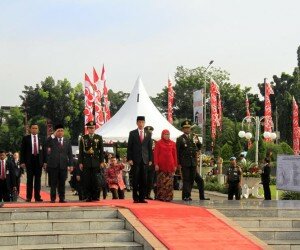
[95,77,183,142]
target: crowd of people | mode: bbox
[0,115,272,203]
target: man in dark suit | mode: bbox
[127,116,153,203]
[0,150,16,202]
[44,124,73,203]
[78,121,104,202]
[176,120,201,201]
[20,123,45,202]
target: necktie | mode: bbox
[1,160,5,180]
[33,135,38,155]
[139,130,144,142]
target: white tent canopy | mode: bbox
[95,77,183,142]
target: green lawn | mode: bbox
[258,185,283,200]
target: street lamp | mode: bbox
[202,60,214,152]
[238,116,277,166]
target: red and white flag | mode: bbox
[167,75,175,124]
[93,67,104,129]
[84,73,94,134]
[293,97,300,155]
[264,78,274,141]
[210,79,221,143]
[101,64,106,81]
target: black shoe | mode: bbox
[133,200,139,203]
[145,196,153,200]
[139,200,148,203]
[86,198,92,202]
[183,197,189,201]
[26,199,31,202]
[200,198,210,200]
[188,197,192,201]
[92,198,100,201]
[35,199,43,202]
[59,200,66,203]
[50,200,55,203]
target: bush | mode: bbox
[204,182,228,194]
[221,143,233,161]
[270,177,276,185]
[281,191,300,200]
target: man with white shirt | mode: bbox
[0,150,16,202]
[20,123,45,202]
[44,124,73,203]
[127,116,153,203]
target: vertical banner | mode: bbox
[193,89,204,130]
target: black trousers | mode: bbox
[228,182,240,200]
[131,162,147,202]
[110,188,125,199]
[181,166,196,200]
[0,180,9,202]
[26,155,42,200]
[82,167,99,200]
[263,182,271,200]
[194,172,205,200]
[146,165,155,198]
[48,168,67,201]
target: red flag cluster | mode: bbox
[264,79,274,141]
[84,65,111,133]
[167,76,175,124]
[210,79,222,142]
[293,97,300,155]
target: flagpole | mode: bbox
[202,60,214,152]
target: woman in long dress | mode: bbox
[154,129,177,201]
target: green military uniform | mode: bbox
[78,121,104,201]
[176,120,201,201]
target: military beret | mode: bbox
[54,124,64,130]
[181,120,192,128]
[145,126,154,132]
[137,116,145,121]
[230,157,236,161]
[86,121,96,127]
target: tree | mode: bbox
[20,77,85,144]
[108,90,129,116]
[0,107,24,152]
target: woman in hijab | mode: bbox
[154,129,177,201]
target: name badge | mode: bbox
[6,170,9,175]
[40,145,43,150]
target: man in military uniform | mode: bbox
[226,157,242,200]
[176,120,201,201]
[78,121,104,202]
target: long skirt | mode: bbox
[156,172,174,201]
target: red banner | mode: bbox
[84,73,94,134]
[210,79,221,142]
[93,67,104,129]
[264,79,274,141]
[167,76,175,123]
[293,97,300,155]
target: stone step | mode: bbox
[0,229,133,246]
[232,217,300,228]
[266,240,300,250]
[0,242,143,250]
[0,218,125,232]
[247,228,300,241]
[218,208,300,218]
[0,208,118,221]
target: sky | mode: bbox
[0,0,299,106]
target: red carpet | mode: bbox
[2,184,263,250]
